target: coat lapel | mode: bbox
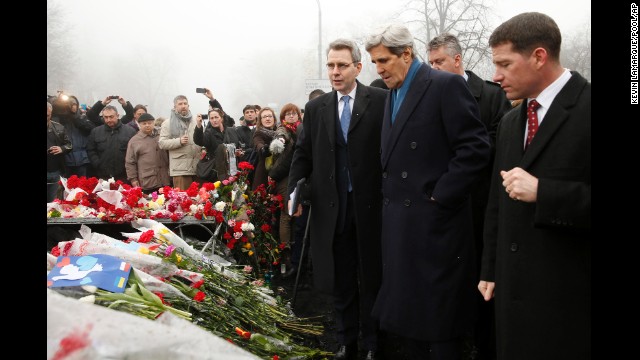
[381,63,432,168]
[349,81,369,135]
[321,91,338,149]
[520,73,586,169]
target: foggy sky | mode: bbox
[48,0,590,120]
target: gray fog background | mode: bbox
[47,0,590,120]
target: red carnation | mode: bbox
[193,291,206,302]
[138,230,155,244]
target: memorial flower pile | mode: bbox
[47,162,286,273]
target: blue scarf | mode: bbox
[391,58,421,124]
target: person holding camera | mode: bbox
[50,94,96,178]
[198,87,235,128]
[193,108,244,182]
[86,95,136,127]
[86,105,137,183]
[47,102,72,202]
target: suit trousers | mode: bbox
[333,191,378,351]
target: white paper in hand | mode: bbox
[288,189,297,216]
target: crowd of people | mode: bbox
[47,12,590,360]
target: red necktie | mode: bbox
[526,99,541,148]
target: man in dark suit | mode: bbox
[365,24,491,359]
[428,32,512,360]
[478,12,591,360]
[288,38,388,360]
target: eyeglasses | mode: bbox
[261,114,274,119]
[285,112,298,117]
[326,62,357,71]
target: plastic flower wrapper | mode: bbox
[47,252,57,272]
[95,189,124,209]
[131,268,190,300]
[93,177,122,192]
[132,219,200,259]
[131,219,244,282]
[53,237,201,282]
[59,176,89,202]
[47,289,261,360]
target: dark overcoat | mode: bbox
[288,81,388,294]
[481,72,591,359]
[372,63,491,341]
[465,70,512,260]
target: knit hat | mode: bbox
[138,113,155,122]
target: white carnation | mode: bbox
[241,222,255,232]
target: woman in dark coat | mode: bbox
[250,107,277,191]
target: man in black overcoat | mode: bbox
[428,32,512,360]
[478,12,591,360]
[288,39,387,360]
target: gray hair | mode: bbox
[364,24,416,59]
[173,95,188,106]
[428,33,462,58]
[326,38,361,63]
[103,105,118,114]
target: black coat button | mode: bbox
[410,142,417,149]
[401,171,408,178]
[383,198,389,205]
[404,199,411,206]
[329,202,335,207]
[382,172,387,178]
[510,243,518,252]
[329,175,333,180]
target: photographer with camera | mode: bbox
[86,105,137,183]
[47,101,72,202]
[198,88,235,128]
[49,93,97,178]
[193,108,244,182]
[86,95,136,127]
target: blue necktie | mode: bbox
[340,95,351,141]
